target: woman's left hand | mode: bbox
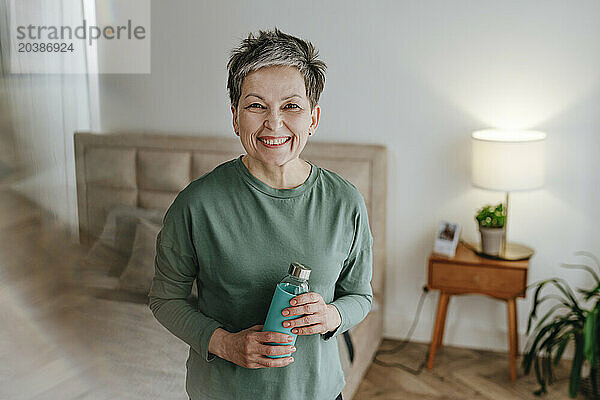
[281,292,342,335]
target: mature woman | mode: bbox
[148,28,373,400]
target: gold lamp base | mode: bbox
[463,241,534,261]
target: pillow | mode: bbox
[93,205,165,276]
[75,239,127,289]
[112,206,165,256]
[118,218,161,293]
[118,217,201,299]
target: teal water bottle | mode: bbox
[263,262,311,359]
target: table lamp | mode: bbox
[471,129,546,260]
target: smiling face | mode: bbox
[231,66,320,169]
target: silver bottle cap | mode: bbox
[289,262,311,280]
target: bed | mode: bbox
[73,131,386,400]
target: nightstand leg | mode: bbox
[507,298,518,381]
[427,292,450,370]
[437,297,448,347]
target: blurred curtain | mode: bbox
[0,0,93,242]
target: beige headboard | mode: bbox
[73,131,386,298]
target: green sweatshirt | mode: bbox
[148,155,373,400]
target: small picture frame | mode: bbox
[433,221,461,257]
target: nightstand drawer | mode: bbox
[429,262,526,297]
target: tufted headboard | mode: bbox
[73,131,386,300]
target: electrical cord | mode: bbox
[372,285,431,375]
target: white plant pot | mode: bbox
[478,226,505,256]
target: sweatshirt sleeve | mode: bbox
[322,190,374,341]
[148,197,225,362]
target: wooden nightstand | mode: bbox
[426,241,530,381]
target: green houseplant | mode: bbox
[522,251,600,398]
[474,203,506,256]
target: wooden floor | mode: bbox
[0,188,579,399]
[354,340,574,400]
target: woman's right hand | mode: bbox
[220,324,296,369]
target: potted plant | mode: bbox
[522,251,600,398]
[474,203,506,256]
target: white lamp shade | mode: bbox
[471,129,546,192]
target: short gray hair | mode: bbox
[227,28,327,111]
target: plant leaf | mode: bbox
[573,250,600,271]
[538,323,569,386]
[523,322,556,374]
[526,278,585,335]
[537,293,576,310]
[527,279,555,333]
[523,321,566,378]
[554,331,572,366]
[528,322,562,353]
[533,303,572,333]
[534,356,547,395]
[562,262,600,287]
[569,333,585,398]
[577,285,600,301]
[550,278,584,317]
[584,308,598,365]
[544,355,555,385]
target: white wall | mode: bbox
[97,0,600,352]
